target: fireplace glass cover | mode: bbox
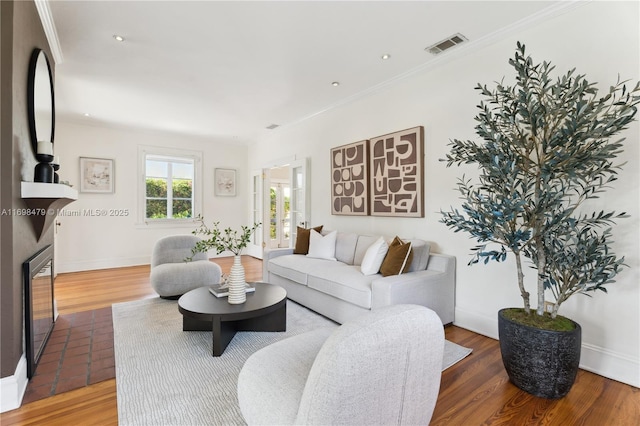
[23,245,55,378]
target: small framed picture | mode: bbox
[215,168,236,196]
[79,157,114,193]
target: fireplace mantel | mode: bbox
[21,182,78,241]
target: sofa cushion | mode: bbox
[335,232,359,265]
[353,235,381,266]
[307,230,337,261]
[406,240,431,272]
[360,237,389,275]
[268,255,327,285]
[306,264,374,309]
[294,225,323,255]
[380,237,413,276]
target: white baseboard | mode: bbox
[454,307,499,340]
[580,343,640,388]
[454,307,640,388]
[0,354,27,413]
[57,255,150,273]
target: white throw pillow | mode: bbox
[306,230,337,261]
[360,236,389,275]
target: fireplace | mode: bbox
[23,244,55,378]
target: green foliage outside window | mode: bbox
[146,178,193,219]
[270,187,290,239]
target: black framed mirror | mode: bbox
[27,48,55,155]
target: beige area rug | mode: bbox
[113,298,472,426]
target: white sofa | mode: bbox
[263,232,455,325]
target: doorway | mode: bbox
[270,179,290,248]
[256,158,309,253]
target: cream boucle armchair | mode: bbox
[238,304,445,425]
[150,235,221,298]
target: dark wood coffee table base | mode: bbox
[178,283,287,356]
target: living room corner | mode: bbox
[2,0,639,423]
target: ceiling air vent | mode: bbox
[425,33,468,55]
[266,124,280,130]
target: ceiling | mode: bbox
[46,0,565,144]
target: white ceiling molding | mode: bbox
[48,1,589,143]
[279,0,587,132]
[34,0,64,64]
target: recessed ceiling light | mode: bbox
[83,113,91,117]
[113,35,125,42]
[381,54,391,60]
[331,81,340,87]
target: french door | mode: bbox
[269,181,291,248]
[289,158,309,245]
[259,157,309,252]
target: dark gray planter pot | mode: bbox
[498,308,581,399]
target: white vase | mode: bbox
[227,255,247,304]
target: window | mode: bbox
[139,146,202,224]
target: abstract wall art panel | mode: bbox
[369,126,424,217]
[331,140,369,216]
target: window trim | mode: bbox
[137,145,203,227]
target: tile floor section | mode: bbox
[22,307,115,404]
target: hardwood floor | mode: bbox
[2,256,638,425]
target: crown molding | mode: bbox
[282,0,588,131]
[34,0,63,64]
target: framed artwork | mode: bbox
[330,140,369,215]
[215,168,236,196]
[79,157,114,193]
[369,126,424,217]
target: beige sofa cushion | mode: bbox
[353,235,380,266]
[306,263,374,309]
[268,255,325,285]
[406,240,431,272]
[335,232,359,265]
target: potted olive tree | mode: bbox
[441,42,639,398]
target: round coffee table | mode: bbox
[178,283,287,356]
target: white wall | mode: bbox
[54,121,249,272]
[247,1,640,387]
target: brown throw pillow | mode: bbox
[294,225,323,255]
[380,236,413,277]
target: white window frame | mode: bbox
[137,145,203,227]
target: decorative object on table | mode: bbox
[189,216,261,304]
[330,140,369,215]
[369,126,424,217]
[208,282,256,298]
[52,156,60,183]
[34,141,54,183]
[440,42,639,398]
[214,168,236,196]
[79,157,114,193]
